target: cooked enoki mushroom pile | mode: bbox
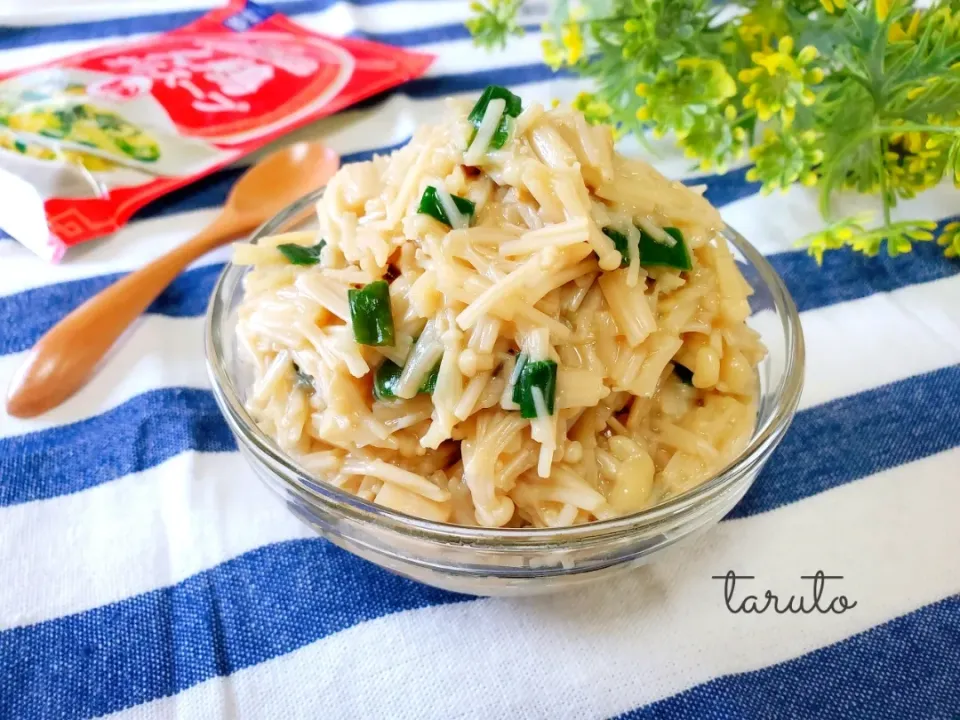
[234,85,766,528]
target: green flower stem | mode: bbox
[878,136,892,226]
[872,124,960,135]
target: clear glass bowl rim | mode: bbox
[205,188,805,548]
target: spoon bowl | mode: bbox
[226,144,339,221]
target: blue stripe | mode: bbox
[614,594,960,720]
[0,0,413,51]
[728,364,960,520]
[1,370,958,715]
[133,140,407,222]
[0,538,468,720]
[1,15,516,54]
[769,230,960,313]
[376,62,566,104]
[348,21,540,48]
[0,388,235,506]
[3,338,958,514]
[0,4,534,52]
[2,211,955,359]
[0,264,225,357]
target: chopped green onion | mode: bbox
[601,227,630,269]
[292,361,315,390]
[276,240,326,266]
[420,362,440,395]
[601,225,692,271]
[348,280,395,347]
[512,358,557,419]
[639,227,692,271]
[467,85,522,152]
[510,353,529,405]
[374,359,440,401]
[373,360,403,401]
[673,363,695,386]
[417,186,475,228]
[115,137,159,163]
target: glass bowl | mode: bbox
[205,188,805,597]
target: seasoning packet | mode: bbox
[0,0,433,261]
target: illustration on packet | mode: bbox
[0,0,433,261]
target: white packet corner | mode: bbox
[0,166,66,262]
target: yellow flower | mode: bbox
[739,4,792,50]
[541,37,564,70]
[820,0,847,13]
[747,127,823,194]
[889,10,921,41]
[738,23,768,50]
[572,91,614,126]
[677,58,736,99]
[540,8,587,69]
[939,222,960,258]
[741,37,822,126]
[560,21,584,65]
[636,58,736,136]
[876,0,892,22]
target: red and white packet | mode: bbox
[0,0,432,261]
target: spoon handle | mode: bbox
[5,212,244,419]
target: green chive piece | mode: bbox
[373,360,403,401]
[373,359,441,401]
[639,227,692,271]
[601,226,692,271]
[276,240,326,266]
[601,227,630,268]
[673,363,695,386]
[511,353,529,405]
[417,186,476,227]
[292,361,314,390]
[513,359,558,419]
[419,362,441,395]
[13,139,27,154]
[467,85,523,152]
[116,138,159,163]
[348,280,395,347]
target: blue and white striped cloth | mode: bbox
[2,2,960,718]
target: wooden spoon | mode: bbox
[6,142,340,419]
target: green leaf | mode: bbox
[417,186,476,227]
[276,241,326,266]
[348,280,395,347]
